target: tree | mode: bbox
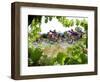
[28,16,42,46]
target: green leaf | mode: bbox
[28,16,41,43]
[29,47,43,64]
[70,19,74,26]
[80,53,87,64]
[57,52,67,65]
[80,19,88,31]
[77,58,82,63]
[76,19,80,26]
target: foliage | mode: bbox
[42,16,75,27]
[76,19,80,26]
[39,55,56,65]
[28,16,41,44]
[28,47,43,66]
[28,37,87,66]
[56,52,67,65]
[65,37,87,64]
[44,16,53,23]
[56,16,74,27]
[28,16,88,66]
[80,19,88,31]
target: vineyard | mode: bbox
[28,15,88,66]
